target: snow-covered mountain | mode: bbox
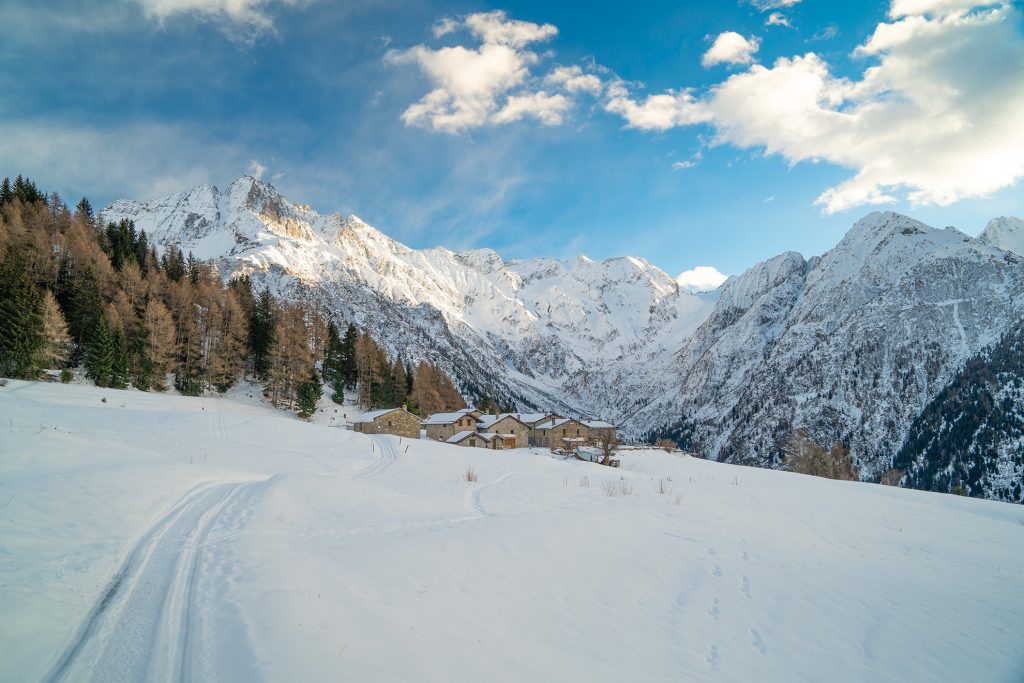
[101,176,715,415]
[644,212,1024,479]
[101,178,1024,482]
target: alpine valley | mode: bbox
[101,177,1024,501]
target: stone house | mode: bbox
[583,420,617,447]
[476,414,531,448]
[512,412,563,446]
[423,409,482,442]
[535,418,591,449]
[352,406,421,439]
[448,431,517,450]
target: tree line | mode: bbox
[0,175,465,420]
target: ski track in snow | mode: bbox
[44,480,265,683]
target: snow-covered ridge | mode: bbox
[101,176,715,415]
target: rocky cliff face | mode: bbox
[643,212,1024,478]
[102,179,1024,485]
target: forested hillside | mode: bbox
[0,175,464,418]
[894,318,1024,503]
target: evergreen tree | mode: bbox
[249,289,275,379]
[0,178,12,206]
[341,322,358,389]
[85,312,115,387]
[74,197,93,223]
[111,328,131,389]
[323,321,347,403]
[0,248,44,378]
[296,366,323,419]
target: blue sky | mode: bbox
[1,0,1021,283]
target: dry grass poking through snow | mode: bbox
[464,465,478,482]
[602,479,633,497]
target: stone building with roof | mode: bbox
[352,407,421,439]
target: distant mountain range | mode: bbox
[101,177,1024,499]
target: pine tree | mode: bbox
[392,357,408,406]
[296,366,323,419]
[341,322,358,389]
[0,247,44,378]
[111,328,131,389]
[0,178,12,206]
[74,197,93,223]
[249,289,275,379]
[323,321,346,403]
[85,312,115,387]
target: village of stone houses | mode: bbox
[351,405,622,465]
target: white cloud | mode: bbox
[492,91,571,125]
[750,0,802,10]
[677,266,728,292]
[131,0,304,39]
[605,1,1024,214]
[387,11,564,133]
[464,10,557,47]
[766,12,791,27]
[604,87,711,131]
[702,32,761,68]
[888,0,1000,18]
[247,159,267,180]
[545,65,603,95]
[672,160,696,170]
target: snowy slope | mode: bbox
[643,212,1024,478]
[1,381,1023,682]
[101,177,713,415]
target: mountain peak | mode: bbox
[978,216,1024,256]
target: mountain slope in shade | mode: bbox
[894,317,1024,502]
[101,176,714,415]
[644,211,1024,479]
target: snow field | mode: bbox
[1,381,1023,682]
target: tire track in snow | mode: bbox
[44,479,266,683]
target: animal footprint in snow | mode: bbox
[706,644,720,667]
[740,576,751,599]
[750,627,767,654]
[741,551,749,561]
[707,598,720,620]
[710,565,723,578]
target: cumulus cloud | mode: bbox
[492,91,571,125]
[702,32,761,67]
[394,3,1024,214]
[888,0,1000,18]
[463,10,557,47]
[766,12,791,27]
[131,0,304,39]
[606,1,1024,213]
[387,11,568,133]
[545,65,604,95]
[604,84,711,131]
[677,266,728,292]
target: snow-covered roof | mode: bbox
[539,418,584,430]
[353,408,415,424]
[514,413,560,425]
[423,409,480,426]
[447,430,491,444]
[478,413,530,428]
[583,420,615,429]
